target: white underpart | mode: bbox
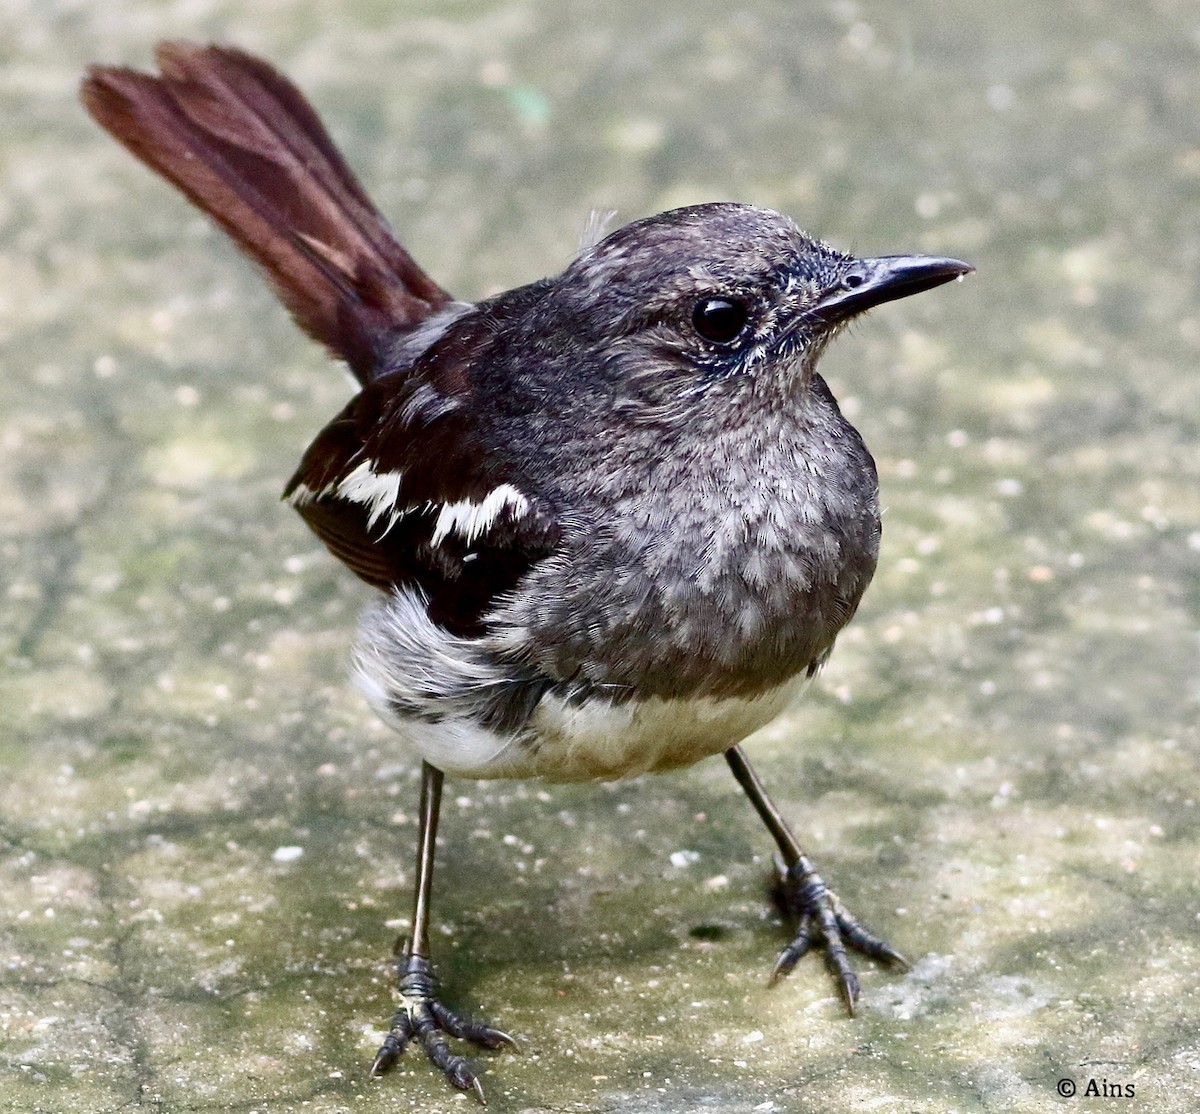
[356,670,522,777]
[353,586,806,783]
[430,484,529,546]
[519,680,803,782]
[361,674,801,783]
[353,588,527,774]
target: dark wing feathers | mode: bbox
[82,42,450,381]
[284,316,560,632]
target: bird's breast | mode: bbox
[497,405,880,701]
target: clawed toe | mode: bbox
[372,954,515,1103]
[772,854,908,1014]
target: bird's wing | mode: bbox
[284,311,560,634]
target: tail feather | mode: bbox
[81,42,451,382]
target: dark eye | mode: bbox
[691,296,749,344]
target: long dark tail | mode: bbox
[81,42,451,383]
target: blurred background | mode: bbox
[1,1,1197,1111]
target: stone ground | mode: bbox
[2,1,1198,1111]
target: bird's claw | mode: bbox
[772,855,908,1015]
[372,953,515,1103]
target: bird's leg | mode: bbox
[724,745,908,1015]
[372,761,515,1103]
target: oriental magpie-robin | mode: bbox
[83,42,971,1102]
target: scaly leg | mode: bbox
[371,762,515,1103]
[725,745,908,1014]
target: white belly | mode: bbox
[371,677,803,783]
[520,679,802,781]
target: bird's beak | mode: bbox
[814,255,973,323]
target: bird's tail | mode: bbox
[81,41,450,383]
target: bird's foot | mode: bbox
[771,854,909,1014]
[371,953,516,1104]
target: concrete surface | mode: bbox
[2,2,1198,1111]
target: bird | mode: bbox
[81,42,972,1103]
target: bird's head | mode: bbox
[534,202,971,420]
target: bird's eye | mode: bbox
[691,296,749,344]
